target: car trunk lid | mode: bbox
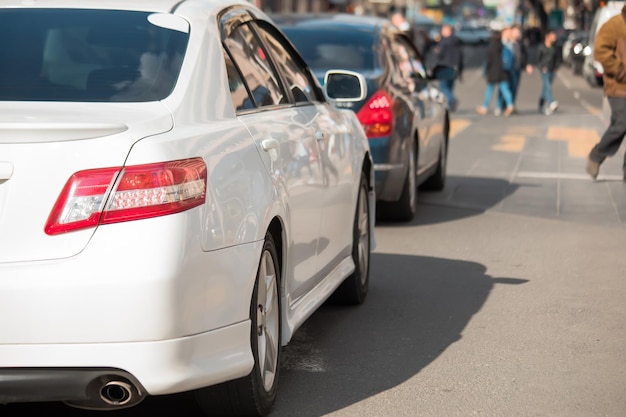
[0,101,172,263]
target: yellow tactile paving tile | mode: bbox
[449,118,470,139]
[493,134,526,152]
[450,120,599,158]
[586,106,602,116]
[506,125,538,136]
[547,126,600,158]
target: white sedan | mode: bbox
[0,0,375,416]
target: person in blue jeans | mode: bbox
[476,30,515,116]
[536,30,560,115]
[432,24,463,111]
[497,25,532,114]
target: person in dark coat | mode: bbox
[536,30,560,115]
[432,24,463,111]
[477,30,514,116]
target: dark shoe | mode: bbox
[586,158,600,179]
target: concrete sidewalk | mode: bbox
[420,66,626,227]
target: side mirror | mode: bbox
[324,70,367,102]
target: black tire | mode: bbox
[329,172,371,305]
[194,233,281,417]
[421,125,448,191]
[379,142,417,222]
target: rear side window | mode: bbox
[0,9,189,102]
[224,48,254,111]
[390,36,427,87]
[223,22,286,109]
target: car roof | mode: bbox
[0,0,250,13]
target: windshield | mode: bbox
[0,9,189,102]
[281,28,376,72]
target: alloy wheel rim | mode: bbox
[408,148,416,208]
[357,185,369,286]
[256,249,279,392]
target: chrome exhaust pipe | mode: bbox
[99,380,133,406]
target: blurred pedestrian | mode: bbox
[536,30,560,115]
[390,11,417,47]
[494,27,514,115]
[497,25,532,114]
[432,24,463,111]
[476,30,514,117]
[585,4,626,180]
[391,12,411,34]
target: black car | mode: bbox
[274,13,450,222]
[570,34,591,75]
[562,30,589,75]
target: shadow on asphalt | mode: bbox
[271,253,528,416]
[0,390,200,415]
[377,175,521,227]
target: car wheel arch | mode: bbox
[267,218,284,300]
[412,128,421,173]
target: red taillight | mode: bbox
[45,158,207,235]
[356,90,393,138]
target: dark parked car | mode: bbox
[274,13,450,222]
[562,30,584,66]
[567,33,590,75]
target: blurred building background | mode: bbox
[252,0,607,32]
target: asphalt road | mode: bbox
[3,47,625,417]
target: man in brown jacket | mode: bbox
[586,5,626,180]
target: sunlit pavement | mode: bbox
[424,63,626,227]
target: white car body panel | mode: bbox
[0,0,375,410]
[0,102,172,262]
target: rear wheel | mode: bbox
[421,125,448,191]
[330,172,370,305]
[380,142,417,222]
[194,233,281,417]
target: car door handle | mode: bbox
[0,162,14,182]
[261,138,279,152]
[314,131,325,141]
[261,138,280,162]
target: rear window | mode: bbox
[0,9,189,102]
[280,28,376,72]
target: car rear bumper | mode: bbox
[0,320,253,407]
[0,216,261,405]
[369,136,407,202]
